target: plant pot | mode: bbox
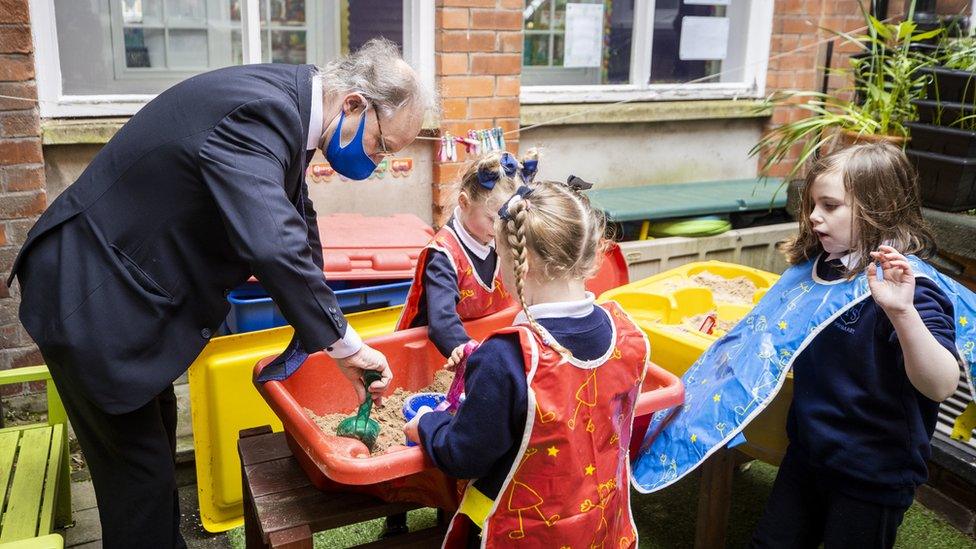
[907,122,976,157]
[919,66,976,104]
[913,98,976,128]
[906,148,976,211]
[835,129,908,149]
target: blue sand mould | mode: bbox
[402,393,446,446]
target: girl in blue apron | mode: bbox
[750,143,961,547]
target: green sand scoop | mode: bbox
[335,370,383,451]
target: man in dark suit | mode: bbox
[6,38,430,548]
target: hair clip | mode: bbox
[500,152,519,178]
[476,164,499,189]
[521,159,539,183]
[498,185,534,220]
[565,175,594,191]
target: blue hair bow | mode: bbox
[498,185,534,220]
[521,159,539,183]
[477,152,520,189]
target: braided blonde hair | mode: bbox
[497,180,608,359]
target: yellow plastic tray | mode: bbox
[188,305,402,532]
[599,261,791,465]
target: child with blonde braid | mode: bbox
[404,180,650,548]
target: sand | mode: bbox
[306,369,455,454]
[657,271,757,305]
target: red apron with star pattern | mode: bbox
[442,301,649,549]
[396,225,513,332]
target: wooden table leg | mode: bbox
[694,448,735,549]
[268,525,313,549]
[241,427,273,549]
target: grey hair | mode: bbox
[318,38,435,118]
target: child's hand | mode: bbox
[868,245,915,317]
[445,341,473,371]
[403,406,432,445]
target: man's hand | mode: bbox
[336,343,393,405]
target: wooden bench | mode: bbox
[0,366,71,548]
[239,426,447,549]
[586,178,788,238]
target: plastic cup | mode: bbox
[402,392,446,446]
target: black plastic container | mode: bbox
[919,66,976,104]
[907,122,976,157]
[913,99,976,128]
[907,148,976,211]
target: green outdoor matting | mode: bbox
[585,178,786,222]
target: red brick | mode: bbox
[440,0,494,7]
[438,120,478,138]
[0,82,35,110]
[10,346,41,368]
[0,111,37,137]
[495,118,519,136]
[468,97,519,119]
[4,217,34,244]
[0,282,7,298]
[4,164,43,191]
[781,18,813,35]
[498,0,523,7]
[470,53,521,75]
[433,161,464,184]
[438,31,496,53]
[470,9,522,31]
[0,54,33,81]
[441,97,468,119]
[0,25,31,54]
[0,1,29,24]
[0,138,39,165]
[0,190,45,219]
[439,75,494,98]
[498,32,522,53]
[436,53,468,76]
[496,75,519,97]
[438,8,469,29]
[0,223,5,246]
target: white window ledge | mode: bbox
[520,99,770,127]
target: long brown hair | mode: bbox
[783,141,935,275]
[495,180,608,358]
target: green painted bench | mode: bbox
[0,366,71,548]
[584,178,787,223]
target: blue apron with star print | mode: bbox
[631,255,976,493]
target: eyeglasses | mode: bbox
[373,106,394,159]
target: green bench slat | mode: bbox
[36,425,63,536]
[0,428,52,543]
[0,533,63,549]
[584,178,786,222]
[0,432,18,514]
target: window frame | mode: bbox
[29,0,435,118]
[519,0,775,104]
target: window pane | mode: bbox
[649,2,743,85]
[524,0,551,31]
[522,0,631,86]
[165,0,207,24]
[524,34,550,66]
[168,29,209,68]
[269,30,306,63]
[268,0,305,25]
[124,28,165,68]
[347,0,403,53]
[55,0,235,94]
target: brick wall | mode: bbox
[432,0,522,227]
[761,0,908,177]
[0,0,45,398]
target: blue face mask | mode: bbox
[325,110,377,180]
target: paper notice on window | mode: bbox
[564,3,604,68]
[679,16,730,61]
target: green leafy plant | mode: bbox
[752,2,940,180]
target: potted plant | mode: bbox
[752,3,939,182]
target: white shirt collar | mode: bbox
[451,207,493,260]
[514,292,596,325]
[307,75,323,151]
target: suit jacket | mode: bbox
[8,63,347,414]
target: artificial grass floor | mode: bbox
[225,461,976,548]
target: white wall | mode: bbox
[519,118,763,188]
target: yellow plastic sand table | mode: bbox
[599,261,792,465]
[188,305,402,532]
